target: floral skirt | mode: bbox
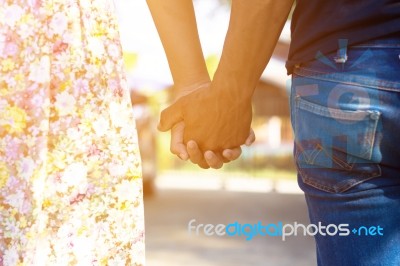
[0,0,144,265]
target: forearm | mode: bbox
[146,0,210,90]
[212,0,294,101]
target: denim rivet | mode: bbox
[370,111,380,120]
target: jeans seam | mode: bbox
[296,96,377,121]
[352,44,400,48]
[294,67,400,92]
[299,165,382,193]
[297,66,400,87]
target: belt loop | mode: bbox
[334,39,348,64]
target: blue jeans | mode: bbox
[290,39,400,266]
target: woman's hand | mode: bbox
[169,121,255,169]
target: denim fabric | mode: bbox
[290,40,400,266]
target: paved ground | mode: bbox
[144,176,316,266]
[154,171,302,194]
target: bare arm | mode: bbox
[212,0,294,101]
[147,0,251,168]
[146,0,210,90]
[158,0,294,152]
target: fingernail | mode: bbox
[205,152,213,160]
[224,151,232,158]
[188,141,196,149]
[179,153,188,161]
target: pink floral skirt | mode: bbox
[0,0,145,264]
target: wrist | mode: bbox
[211,71,255,104]
[174,79,211,100]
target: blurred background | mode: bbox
[114,0,316,265]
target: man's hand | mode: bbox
[159,84,253,153]
[166,82,254,169]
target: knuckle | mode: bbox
[189,157,201,164]
[211,163,223,169]
[170,146,180,155]
[200,165,210,169]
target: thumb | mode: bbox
[158,101,184,132]
[170,122,188,160]
[245,128,256,146]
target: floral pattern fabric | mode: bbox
[0,0,144,265]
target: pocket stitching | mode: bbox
[295,96,380,161]
[294,96,382,193]
[300,165,382,193]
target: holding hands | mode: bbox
[160,82,255,169]
[147,0,292,168]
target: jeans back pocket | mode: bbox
[294,96,382,193]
